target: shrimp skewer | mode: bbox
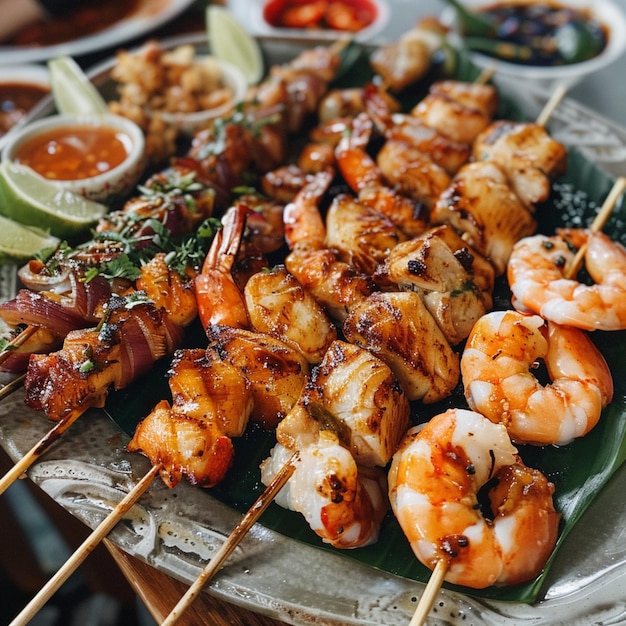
[335,112,432,237]
[508,228,626,331]
[508,176,626,331]
[461,309,614,445]
[389,408,560,589]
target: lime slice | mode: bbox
[0,215,59,264]
[0,161,108,239]
[48,56,108,115]
[207,6,264,85]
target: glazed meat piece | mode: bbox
[430,161,537,275]
[473,120,567,208]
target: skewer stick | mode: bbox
[0,373,26,401]
[328,36,353,56]
[535,83,568,127]
[0,406,85,496]
[161,451,300,626]
[475,65,495,85]
[9,463,160,626]
[409,558,449,626]
[0,325,38,367]
[566,176,626,278]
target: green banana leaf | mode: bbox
[105,41,626,605]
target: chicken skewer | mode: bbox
[0,288,187,495]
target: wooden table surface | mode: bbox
[104,539,288,626]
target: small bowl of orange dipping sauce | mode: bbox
[1,113,145,204]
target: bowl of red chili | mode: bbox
[1,113,146,204]
[228,0,390,42]
[442,0,626,89]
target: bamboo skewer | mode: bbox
[0,373,26,401]
[0,325,38,367]
[409,558,449,626]
[8,463,161,626]
[536,83,568,127]
[161,451,300,626]
[567,176,626,277]
[0,406,85,496]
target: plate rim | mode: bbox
[0,0,196,65]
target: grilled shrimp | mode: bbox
[375,225,495,345]
[127,348,253,488]
[411,80,498,144]
[389,408,560,588]
[244,265,337,364]
[508,228,626,331]
[431,160,537,275]
[343,290,460,402]
[262,435,389,549]
[284,170,374,321]
[195,203,250,330]
[461,310,613,445]
[335,113,429,237]
[261,340,410,548]
[473,120,567,208]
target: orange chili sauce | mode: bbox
[15,125,132,181]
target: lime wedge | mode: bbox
[0,215,59,264]
[0,161,108,239]
[207,6,264,85]
[48,56,108,115]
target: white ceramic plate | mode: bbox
[1,33,626,626]
[0,0,196,65]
